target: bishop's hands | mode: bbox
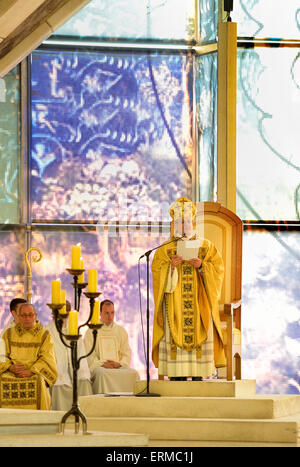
[188,257,202,269]
[171,255,202,271]
[171,254,183,271]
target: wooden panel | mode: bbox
[0,0,18,17]
[0,0,92,77]
[0,22,52,78]
[0,0,46,39]
[217,21,237,213]
[0,0,70,60]
[197,202,243,303]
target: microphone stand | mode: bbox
[136,234,185,397]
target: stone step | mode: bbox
[78,394,300,420]
[0,408,63,434]
[134,379,256,397]
[0,430,149,447]
[83,414,300,444]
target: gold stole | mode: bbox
[165,245,207,359]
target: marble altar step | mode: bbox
[0,429,149,447]
[76,380,300,444]
[78,394,300,420]
[0,408,149,446]
[134,379,257,397]
[82,414,300,444]
[0,408,63,434]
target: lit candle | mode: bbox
[90,300,100,325]
[52,279,61,305]
[68,310,78,335]
[78,258,84,284]
[88,269,97,293]
[71,244,81,269]
[59,289,66,315]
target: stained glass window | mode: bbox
[196,52,218,201]
[199,0,219,43]
[236,1,300,397]
[236,47,300,221]
[242,229,300,394]
[233,0,300,39]
[0,227,25,330]
[56,0,196,42]
[30,49,193,223]
[0,66,21,224]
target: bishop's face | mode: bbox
[174,218,194,239]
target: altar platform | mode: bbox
[0,379,299,447]
[76,379,300,446]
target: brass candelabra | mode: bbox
[47,268,102,435]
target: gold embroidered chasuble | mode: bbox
[152,237,226,370]
[0,322,57,410]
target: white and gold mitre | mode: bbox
[169,196,196,222]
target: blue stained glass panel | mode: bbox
[30,49,193,222]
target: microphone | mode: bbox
[139,234,186,260]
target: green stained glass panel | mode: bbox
[199,0,219,43]
[196,52,218,202]
[0,67,20,223]
[0,227,26,330]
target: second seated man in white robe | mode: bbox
[0,298,27,337]
[84,300,140,394]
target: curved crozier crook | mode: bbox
[25,247,43,303]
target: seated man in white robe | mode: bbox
[46,301,92,410]
[0,298,27,337]
[84,300,140,394]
